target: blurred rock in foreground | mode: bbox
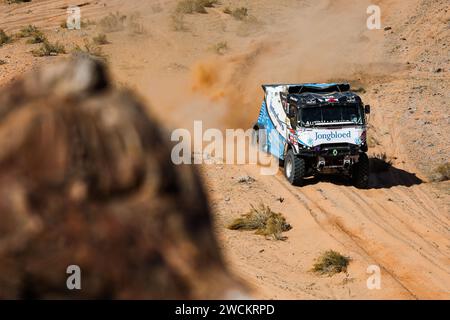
[0,57,240,299]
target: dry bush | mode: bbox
[92,34,109,45]
[223,7,232,14]
[82,19,97,28]
[17,25,39,37]
[126,12,148,35]
[312,250,350,276]
[231,7,249,20]
[370,153,392,173]
[0,59,6,65]
[353,87,366,94]
[176,0,218,14]
[212,41,228,55]
[26,31,46,44]
[367,134,379,148]
[31,40,66,57]
[228,203,292,240]
[60,20,95,29]
[98,12,127,32]
[0,29,12,46]
[152,4,163,13]
[98,12,147,35]
[198,0,218,9]
[6,0,31,3]
[16,25,46,44]
[73,40,108,61]
[171,13,188,31]
[432,162,450,182]
[128,21,147,35]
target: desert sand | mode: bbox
[0,0,448,299]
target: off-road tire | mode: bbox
[352,152,370,189]
[284,150,305,186]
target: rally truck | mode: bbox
[253,83,371,188]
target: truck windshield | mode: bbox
[300,104,364,126]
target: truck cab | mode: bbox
[254,83,371,188]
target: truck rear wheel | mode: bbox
[352,153,369,189]
[285,150,305,186]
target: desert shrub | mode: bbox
[99,12,127,32]
[26,31,46,44]
[82,19,96,27]
[152,4,163,13]
[171,13,188,31]
[126,13,147,35]
[128,21,147,35]
[16,25,46,43]
[228,203,292,240]
[0,59,7,65]
[197,0,218,8]
[92,34,109,45]
[31,40,66,57]
[98,12,146,35]
[353,87,366,94]
[231,7,248,20]
[370,153,392,173]
[6,0,32,3]
[0,29,12,46]
[312,250,350,276]
[17,25,39,37]
[176,0,218,14]
[73,40,108,61]
[60,20,95,29]
[432,162,450,182]
[223,7,232,14]
[212,41,228,55]
[176,0,204,14]
[367,134,379,148]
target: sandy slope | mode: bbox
[0,0,449,299]
[208,163,449,299]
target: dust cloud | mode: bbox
[189,0,388,128]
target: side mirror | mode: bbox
[287,106,295,118]
[365,105,371,114]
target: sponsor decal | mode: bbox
[315,131,352,141]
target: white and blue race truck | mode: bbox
[253,83,371,188]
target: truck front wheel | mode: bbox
[285,150,305,186]
[352,153,370,189]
